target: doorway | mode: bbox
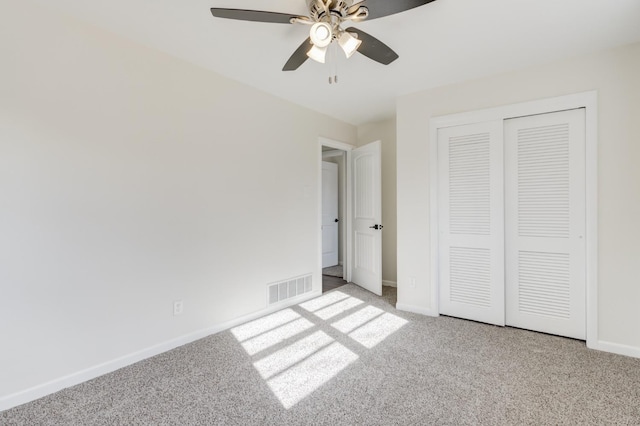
[318,137,384,295]
[322,147,347,292]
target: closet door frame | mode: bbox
[428,91,598,348]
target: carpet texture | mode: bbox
[2,284,639,425]
[322,265,343,278]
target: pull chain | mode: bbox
[328,43,338,84]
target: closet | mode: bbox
[437,108,586,340]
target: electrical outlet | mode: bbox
[173,300,184,316]
[409,277,417,288]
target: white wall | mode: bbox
[357,119,397,285]
[0,0,356,406]
[397,43,640,354]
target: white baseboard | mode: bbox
[392,309,639,359]
[396,302,439,317]
[0,289,322,412]
[382,280,397,288]
[588,340,640,359]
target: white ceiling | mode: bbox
[42,0,640,125]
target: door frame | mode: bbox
[428,91,598,348]
[318,137,355,283]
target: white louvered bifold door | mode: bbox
[504,109,586,339]
[438,121,505,326]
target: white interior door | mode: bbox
[438,121,505,326]
[505,109,586,339]
[351,141,382,296]
[322,161,339,268]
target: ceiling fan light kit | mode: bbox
[210,0,437,72]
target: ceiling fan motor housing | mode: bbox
[308,0,351,23]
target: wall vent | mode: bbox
[268,274,313,305]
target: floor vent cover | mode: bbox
[268,274,312,305]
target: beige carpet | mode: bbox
[2,284,639,425]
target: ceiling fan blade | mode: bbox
[345,28,398,65]
[283,38,312,71]
[210,8,302,24]
[348,0,437,21]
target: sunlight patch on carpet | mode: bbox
[240,318,315,356]
[312,297,364,320]
[233,288,410,410]
[253,331,334,380]
[299,291,349,312]
[231,309,301,342]
[266,342,358,409]
[331,305,385,334]
[348,313,408,349]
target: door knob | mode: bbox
[369,224,383,230]
[335,218,339,223]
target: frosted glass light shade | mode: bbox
[307,44,328,63]
[338,32,362,58]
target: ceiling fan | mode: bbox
[210,0,437,72]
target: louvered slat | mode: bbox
[449,247,491,307]
[517,123,570,239]
[449,132,491,236]
[518,251,570,318]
